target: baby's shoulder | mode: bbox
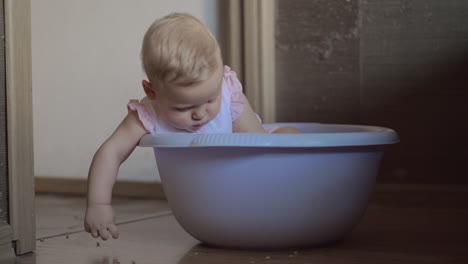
[127,97,156,134]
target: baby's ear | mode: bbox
[142,80,156,99]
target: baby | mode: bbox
[84,13,301,240]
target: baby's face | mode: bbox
[155,66,223,132]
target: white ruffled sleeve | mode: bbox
[127,99,156,134]
[223,66,245,121]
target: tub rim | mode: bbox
[138,123,399,148]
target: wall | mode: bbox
[275,0,360,124]
[275,0,468,184]
[31,0,220,181]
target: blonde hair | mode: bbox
[141,13,222,88]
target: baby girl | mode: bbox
[84,13,301,240]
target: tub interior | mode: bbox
[268,123,391,133]
[139,123,399,148]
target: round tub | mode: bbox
[139,123,399,249]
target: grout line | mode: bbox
[114,210,173,226]
[38,229,89,241]
[37,210,173,241]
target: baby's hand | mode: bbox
[84,203,119,240]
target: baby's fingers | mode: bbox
[84,222,91,233]
[91,228,99,238]
[99,228,110,240]
[108,224,119,239]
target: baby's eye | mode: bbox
[174,106,192,112]
[208,97,217,103]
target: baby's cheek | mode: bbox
[212,101,222,116]
[172,112,191,124]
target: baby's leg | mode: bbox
[272,126,303,134]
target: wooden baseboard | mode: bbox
[0,224,14,260]
[35,177,166,200]
[374,183,468,192]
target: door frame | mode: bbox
[5,0,35,255]
[223,0,276,123]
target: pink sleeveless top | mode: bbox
[127,66,245,134]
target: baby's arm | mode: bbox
[84,111,148,240]
[232,94,266,133]
[232,94,303,134]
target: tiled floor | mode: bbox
[34,194,171,239]
[7,185,468,264]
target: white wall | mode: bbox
[32,0,220,181]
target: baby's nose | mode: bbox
[192,107,205,120]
